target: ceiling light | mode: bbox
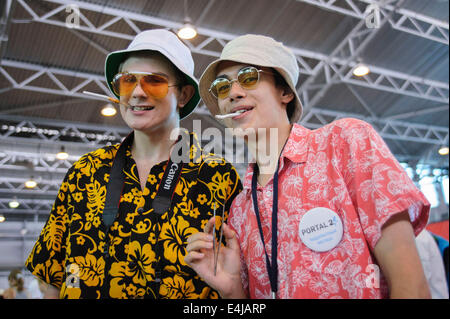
[0,215,5,223]
[438,146,449,156]
[178,0,197,40]
[178,22,197,40]
[101,103,117,117]
[353,63,370,77]
[9,198,19,209]
[56,146,69,160]
[25,177,37,189]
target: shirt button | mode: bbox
[137,207,144,214]
[104,243,110,257]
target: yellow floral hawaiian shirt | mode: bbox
[25,132,242,299]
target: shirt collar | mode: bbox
[280,123,310,164]
[242,123,310,192]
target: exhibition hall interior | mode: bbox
[0,0,448,298]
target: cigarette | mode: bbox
[215,110,245,119]
[83,91,119,104]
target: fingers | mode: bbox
[186,227,214,257]
[222,223,239,251]
[186,230,213,245]
[203,216,216,235]
[186,218,238,254]
[184,251,205,265]
[186,236,213,252]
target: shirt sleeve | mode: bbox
[336,118,430,251]
[25,166,74,289]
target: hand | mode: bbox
[185,217,246,298]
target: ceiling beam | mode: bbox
[302,107,449,145]
[7,0,447,106]
[297,0,449,45]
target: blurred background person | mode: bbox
[416,229,449,299]
[3,269,30,299]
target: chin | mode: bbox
[230,123,259,139]
[134,118,178,134]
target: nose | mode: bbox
[228,79,246,101]
[131,79,147,99]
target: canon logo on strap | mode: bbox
[163,163,179,190]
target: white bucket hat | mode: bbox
[105,29,200,119]
[199,34,303,123]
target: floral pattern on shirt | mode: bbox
[26,132,242,299]
[229,119,429,299]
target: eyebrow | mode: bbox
[215,73,231,80]
[215,65,261,80]
[124,71,170,78]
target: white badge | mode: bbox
[298,207,343,252]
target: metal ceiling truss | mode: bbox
[7,0,448,109]
[0,197,53,216]
[0,115,129,212]
[0,113,129,145]
[0,150,72,176]
[0,107,447,157]
[298,0,448,112]
[0,59,110,99]
[302,107,449,145]
[0,176,59,197]
[297,0,449,45]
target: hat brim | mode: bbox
[105,49,200,120]
[199,59,303,124]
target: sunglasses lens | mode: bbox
[211,78,232,99]
[113,73,137,96]
[141,74,169,99]
[238,67,259,89]
[210,67,261,99]
[112,73,170,98]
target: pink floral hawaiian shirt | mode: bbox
[229,118,430,299]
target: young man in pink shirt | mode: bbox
[185,34,431,299]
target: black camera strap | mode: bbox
[102,131,184,298]
[103,131,184,232]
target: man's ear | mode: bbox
[177,84,195,109]
[280,87,294,105]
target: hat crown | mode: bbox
[127,29,194,75]
[221,34,299,86]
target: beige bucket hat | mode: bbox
[199,34,303,123]
[105,29,200,119]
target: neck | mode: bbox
[246,122,292,176]
[131,125,179,161]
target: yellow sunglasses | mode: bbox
[111,72,178,99]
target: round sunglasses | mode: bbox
[111,72,178,99]
[209,66,272,99]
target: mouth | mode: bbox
[230,106,254,119]
[214,106,255,120]
[231,106,254,114]
[128,105,155,111]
